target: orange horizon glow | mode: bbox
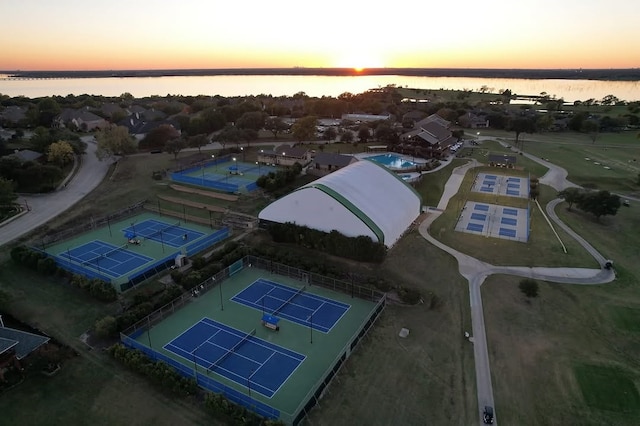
[1,1,639,72]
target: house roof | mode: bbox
[0,337,18,355]
[0,106,28,123]
[311,152,357,167]
[4,149,43,162]
[0,326,50,360]
[58,108,104,124]
[415,113,450,129]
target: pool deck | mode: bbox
[355,152,430,169]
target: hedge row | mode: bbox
[109,344,284,425]
[10,246,117,302]
[266,222,386,263]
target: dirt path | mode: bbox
[157,195,227,212]
[169,184,238,201]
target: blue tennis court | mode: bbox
[501,217,518,226]
[507,183,520,188]
[474,204,490,211]
[59,240,153,277]
[466,223,484,232]
[481,187,494,192]
[499,228,517,238]
[231,279,350,333]
[123,219,204,248]
[470,213,487,221]
[485,175,497,180]
[506,189,520,196]
[164,318,305,398]
[503,208,518,216]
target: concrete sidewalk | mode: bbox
[0,137,114,247]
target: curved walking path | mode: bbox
[0,137,114,247]
[418,146,615,425]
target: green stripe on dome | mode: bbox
[300,183,385,244]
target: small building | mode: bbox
[55,108,108,131]
[258,146,312,167]
[308,152,358,176]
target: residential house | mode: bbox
[118,112,179,141]
[401,113,457,158]
[55,108,108,131]
[0,106,28,126]
[258,145,312,167]
[0,316,50,380]
[307,152,358,176]
[3,149,43,163]
[458,112,490,128]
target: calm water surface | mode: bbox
[1,74,639,102]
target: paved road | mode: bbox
[0,137,114,247]
[419,140,615,425]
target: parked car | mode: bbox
[483,406,494,424]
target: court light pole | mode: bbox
[308,313,313,344]
[212,154,216,171]
[240,146,244,162]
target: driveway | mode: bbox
[419,140,615,425]
[0,137,114,247]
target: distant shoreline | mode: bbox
[3,68,640,81]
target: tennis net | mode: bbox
[81,243,128,266]
[208,328,256,372]
[272,285,307,316]
[139,221,181,241]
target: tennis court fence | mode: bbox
[36,201,146,249]
[121,255,386,425]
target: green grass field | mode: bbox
[574,364,640,412]
[481,189,640,425]
[477,130,640,194]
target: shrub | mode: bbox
[95,315,118,338]
[519,278,539,298]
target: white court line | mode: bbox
[257,278,351,309]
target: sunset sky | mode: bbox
[1,0,639,71]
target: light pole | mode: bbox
[201,164,205,185]
[256,161,261,175]
[240,146,244,162]
[211,154,216,171]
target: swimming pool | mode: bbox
[366,154,417,169]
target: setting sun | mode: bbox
[335,51,385,71]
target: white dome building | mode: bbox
[258,160,422,247]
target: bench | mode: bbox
[262,321,279,331]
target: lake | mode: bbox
[1,74,640,102]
